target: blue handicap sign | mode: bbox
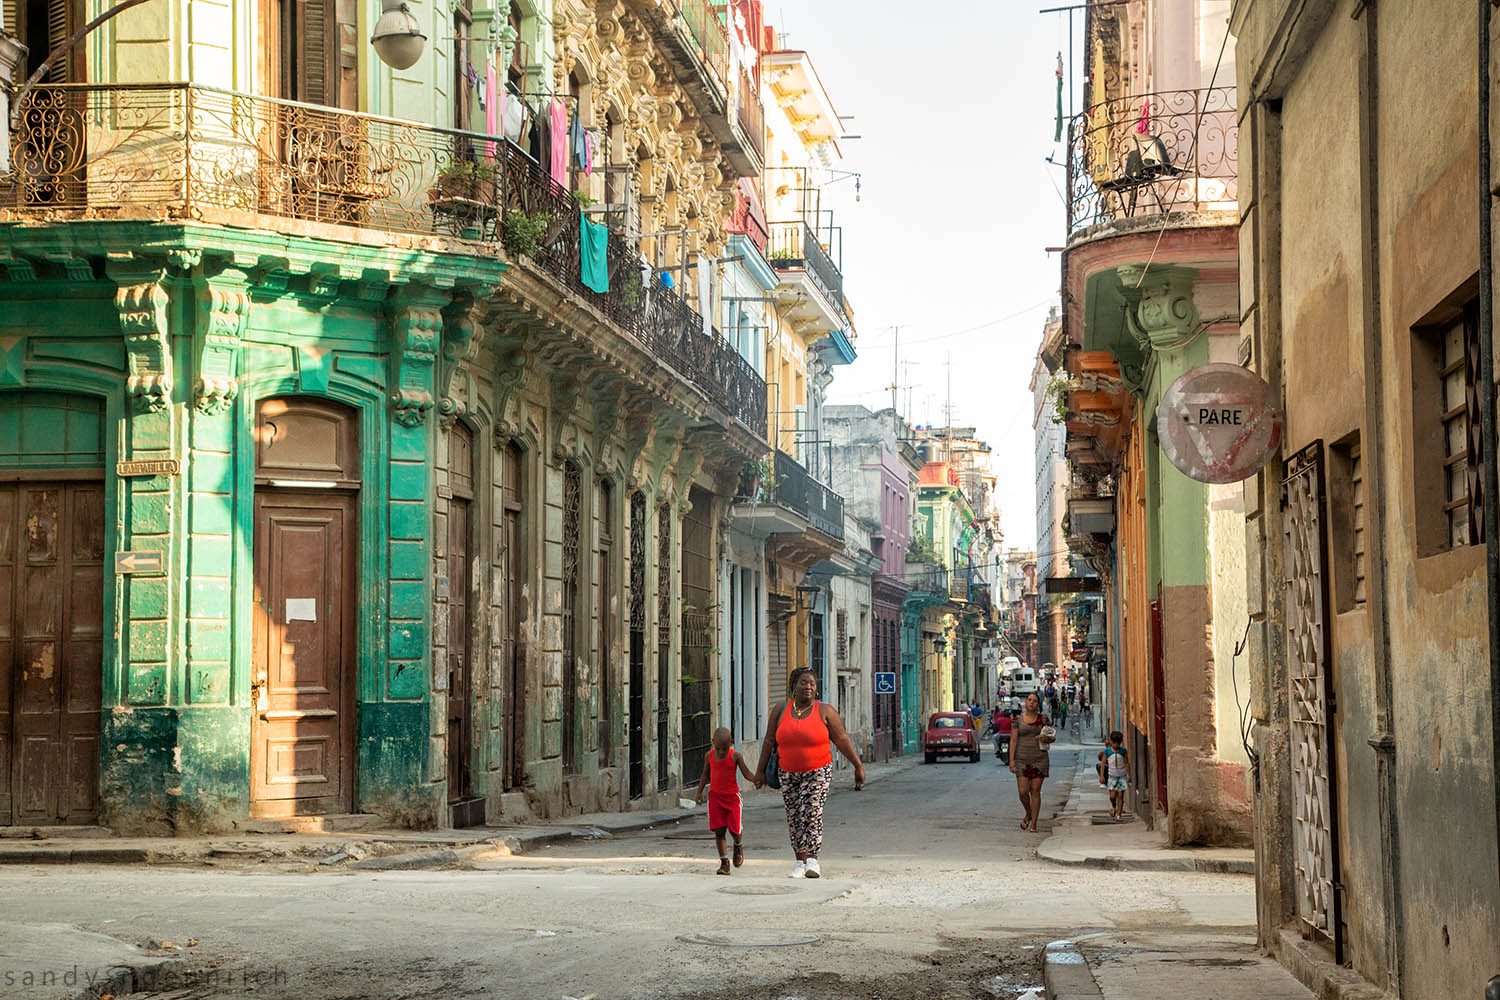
[873,672,896,695]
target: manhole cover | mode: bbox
[677,931,820,948]
[717,884,798,896]
[661,831,718,840]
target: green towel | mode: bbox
[580,210,609,293]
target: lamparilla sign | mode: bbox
[1156,363,1283,484]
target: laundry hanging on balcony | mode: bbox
[550,99,569,185]
[580,211,610,294]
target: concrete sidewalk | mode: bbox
[1043,933,1315,1000]
[1038,750,1254,874]
[0,753,918,870]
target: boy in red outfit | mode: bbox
[694,727,756,874]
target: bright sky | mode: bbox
[778,1,1080,550]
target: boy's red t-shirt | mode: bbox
[708,749,739,794]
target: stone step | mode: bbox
[0,825,113,840]
[234,814,384,835]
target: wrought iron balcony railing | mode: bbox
[674,0,731,94]
[734,66,764,163]
[1065,87,1237,238]
[904,563,949,597]
[0,83,767,437]
[772,449,844,542]
[767,220,844,316]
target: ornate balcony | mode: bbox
[0,82,767,436]
[1065,87,1237,239]
[904,562,949,599]
[767,219,845,331]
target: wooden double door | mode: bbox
[0,482,104,826]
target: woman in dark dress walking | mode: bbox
[1009,692,1054,832]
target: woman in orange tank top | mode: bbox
[752,666,866,879]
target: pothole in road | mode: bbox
[716,884,798,896]
[677,931,821,948]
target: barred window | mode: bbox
[1415,297,1482,556]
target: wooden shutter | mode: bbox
[2,0,19,45]
[45,0,82,82]
[297,0,329,104]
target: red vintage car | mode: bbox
[924,712,980,763]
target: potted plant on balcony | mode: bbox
[735,455,781,503]
[429,160,499,236]
[500,208,550,259]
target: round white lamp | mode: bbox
[371,0,427,70]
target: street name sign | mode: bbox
[1157,363,1283,484]
[117,458,180,477]
[115,550,164,575]
[873,672,897,695]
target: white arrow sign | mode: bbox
[115,550,164,575]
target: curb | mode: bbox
[1036,841,1254,874]
[1042,939,1102,999]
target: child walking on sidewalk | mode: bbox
[1104,730,1129,820]
[695,727,756,875]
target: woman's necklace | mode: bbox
[789,699,814,719]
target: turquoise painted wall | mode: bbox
[0,221,503,832]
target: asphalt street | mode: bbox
[0,743,1257,1000]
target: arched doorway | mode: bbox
[251,397,359,817]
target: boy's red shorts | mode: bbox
[708,790,741,836]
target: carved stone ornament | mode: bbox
[194,282,249,415]
[390,286,449,427]
[112,261,173,413]
[438,294,487,423]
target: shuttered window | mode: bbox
[10,0,83,81]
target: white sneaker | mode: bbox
[788,860,807,878]
[803,857,821,878]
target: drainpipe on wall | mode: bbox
[1355,1,1404,987]
[1480,4,1500,991]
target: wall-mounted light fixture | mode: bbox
[795,585,820,612]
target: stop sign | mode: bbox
[1156,363,1282,484]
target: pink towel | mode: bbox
[550,98,568,184]
[1135,99,1150,135]
[485,59,498,156]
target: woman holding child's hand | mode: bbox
[753,667,866,879]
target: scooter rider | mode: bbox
[991,705,1013,761]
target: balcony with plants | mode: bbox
[0,82,768,437]
[732,448,845,544]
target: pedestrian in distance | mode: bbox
[1055,695,1068,733]
[753,667,867,879]
[1104,730,1129,820]
[1009,692,1055,833]
[695,727,756,875]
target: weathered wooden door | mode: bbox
[446,425,474,803]
[628,492,645,799]
[500,443,524,790]
[1283,441,1343,957]
[251,492,355,815]
[251,397,359,817]
[0,483,104,825]
[1150,597,1166,811]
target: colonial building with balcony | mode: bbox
[825,403,922,760]
[0,0,796,833]
[1050,0,1250,847]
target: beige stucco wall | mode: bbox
[1237,0,1500,993]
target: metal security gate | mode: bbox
[1283,441,1343,958]
[628,492,646,799]
[679,487,714,786]
[656,503,671,792]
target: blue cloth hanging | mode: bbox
[580,211,609,293]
